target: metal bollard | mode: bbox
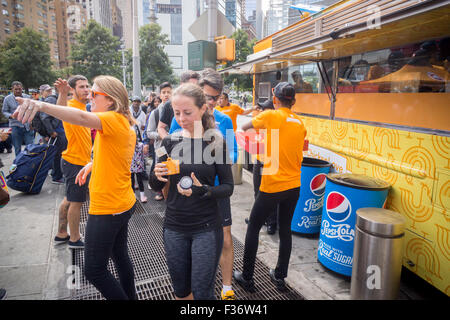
[350,208,406,300]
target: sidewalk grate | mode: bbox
[71,192,304,300]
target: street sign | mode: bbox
[188,10,235,41]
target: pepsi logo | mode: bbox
[310,173,327,196]
[326,192,351,222]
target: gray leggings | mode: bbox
[163,227,223,300]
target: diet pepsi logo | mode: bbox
[326,192,351,223]
[310,173,327,196]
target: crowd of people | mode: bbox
[1,68,307,301]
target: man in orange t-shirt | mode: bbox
[54,75,92,249]
[215,93,255,131]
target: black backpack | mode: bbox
[31,112,49,137]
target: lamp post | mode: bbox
[132,0,141,98]
[208,0,217,42]
[120,39,126,87]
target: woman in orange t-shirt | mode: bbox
[14,76,137,300]
[234,82,306,293]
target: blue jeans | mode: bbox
[84,203,137,300]
[11,126,34,156]
[164,227,223,300]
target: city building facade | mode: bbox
[0,0,90,68]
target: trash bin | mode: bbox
[291,157,332,234]
[231,147,244,185]
[317,173,390,276]
[350,208,406,300]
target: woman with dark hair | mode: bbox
[234,82,307,292]
[152,83,234,300]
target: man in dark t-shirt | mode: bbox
[157,99,173,140]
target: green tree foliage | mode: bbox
[70,20,121,81]
[138,23,176,90]
[224,29,256,92]
[0,28,55,91]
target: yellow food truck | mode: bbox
[222,0,449,295]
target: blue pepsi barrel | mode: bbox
[318,173,390,276]
[291,157,332,234]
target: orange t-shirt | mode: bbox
[215,103,244,131]
[89,111,136,215]
[61,99,92,166]
[251,107,307,193]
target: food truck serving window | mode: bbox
[288,62,333,94]
[337,38,450,94]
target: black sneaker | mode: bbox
[267,225,277,235]
[68,239,85,249]
[54,235,70,245]
[0,288,7,300]
[269,269,287,291]
[233,271,256,293]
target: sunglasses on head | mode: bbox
[91,91,108,98]
[205,94,221,102]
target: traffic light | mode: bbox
[215,36,235,62]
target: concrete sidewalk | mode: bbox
[0,148,347,300]
[0,144,443,300]
[0,150,68,299]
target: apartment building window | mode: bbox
[15,4,24,10]
[2,9,8,16]
[1,1,7,7]
[13,21,24,28]
[3,19,9,25]
[4,27,10,34]
[169,56,183,69]
[170,10,182,44]
[37,3,47,11]
[16,13,24,19]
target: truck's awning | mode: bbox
[219,48,310,75]
[220,1,450,76]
